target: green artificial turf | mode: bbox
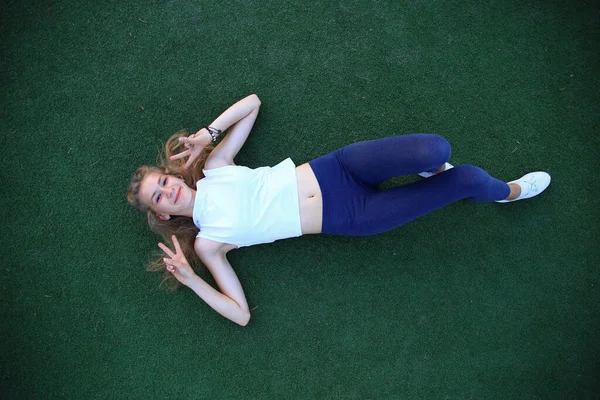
[1,0,599,398]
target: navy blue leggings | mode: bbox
[308,134,511,236]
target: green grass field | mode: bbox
[2,0,599,398]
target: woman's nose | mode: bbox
[160,186,171,197]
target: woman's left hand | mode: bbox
[169,129,212,170]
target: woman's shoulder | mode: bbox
[202,161,251,178]
[194,236,238,256]
[204,155,236,171]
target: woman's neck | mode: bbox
[182,188,197,218]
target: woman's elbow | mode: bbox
[249,93,261,107]
[236,310,251,327]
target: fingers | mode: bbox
[163,254,195,283]
[183,154,198,170]
[178,136,196,144]
[158,242,176,258]
[163,258,177,273]
[171,235,183,254]
[169,149,191,160]
[163,256,182,268]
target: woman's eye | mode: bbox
[162,177,168,186]
[156,194,162,203]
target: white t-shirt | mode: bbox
[192,158,303,247]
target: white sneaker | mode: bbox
[495,172,551,203]
[418,162,454,178]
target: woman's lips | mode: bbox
[175,187,182,204]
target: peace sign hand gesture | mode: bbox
[169,129,213,170]
[158,235,197,286]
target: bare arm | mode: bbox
[170,94,261,170]
[192,239,250,325]
[205,94,261,169]
[184,271,250,326]
[159,236,250,326]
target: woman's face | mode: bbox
[138,172,194,219]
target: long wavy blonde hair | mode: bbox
[127,130,214,290]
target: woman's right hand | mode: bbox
[169,129,213,170]
[159,235,197,286]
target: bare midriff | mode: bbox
[295,163,323,235]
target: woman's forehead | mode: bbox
[139,172,161,202]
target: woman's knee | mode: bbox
[451,164,490,187]
[412,134,451,164]
[431,134,451,161]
